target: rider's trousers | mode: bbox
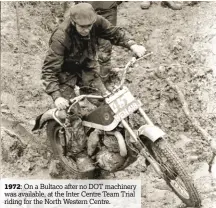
[57,73,101,172]
[97,7,117,81]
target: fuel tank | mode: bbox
[83,104,114,126]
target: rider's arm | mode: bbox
[95,15,137,49]
[41,29,66,101]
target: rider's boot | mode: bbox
[140,1,152,10]
[161,1,183,10]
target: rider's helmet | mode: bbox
[70,3,97,26]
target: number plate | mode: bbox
[109,91,135,113]
[115,100,142,120]
[109,90,142,120]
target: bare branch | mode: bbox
[166,78,216,172]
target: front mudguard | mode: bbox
[32,108,57,131]
[138,125,166,142]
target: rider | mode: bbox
[41,3,146,173]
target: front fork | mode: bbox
[120,107,164,176]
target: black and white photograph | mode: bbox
[1,1,216,207]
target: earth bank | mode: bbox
[1,1,216,208]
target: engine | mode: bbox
[87,132,127,172]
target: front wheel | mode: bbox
[143,137,201,207]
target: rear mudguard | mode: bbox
[32,108,57,131]
[138,125,166,142]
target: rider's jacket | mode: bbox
[42,15,136,100]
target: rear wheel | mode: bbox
[47,120,80,175]
[142,137,201,207]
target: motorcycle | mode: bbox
[33,54,201,207]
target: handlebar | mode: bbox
[68,94,103,112]
[112,52,153,91]
[68,52,153,112]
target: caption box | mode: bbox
[0,179,141,208]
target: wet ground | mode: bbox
[1,1,216,207]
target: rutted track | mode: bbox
[1,2,216,207]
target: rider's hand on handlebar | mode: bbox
[54,97,69,110]
[130,44,146,57]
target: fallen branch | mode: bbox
[166,78,216,172]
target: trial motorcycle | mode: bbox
[33,55,201,207]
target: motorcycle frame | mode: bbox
[33,54,166,176]
[52,98,166,171]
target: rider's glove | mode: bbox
[130,44,146,57]
[54,97,69,110]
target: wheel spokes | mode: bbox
[151,146,190,199]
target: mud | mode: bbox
[1,1,216,207]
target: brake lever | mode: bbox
[67,96,83,113]
[128,52,153,72]
[127,57,137,72]
[70,97,81,104]
[137,52,153,62]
